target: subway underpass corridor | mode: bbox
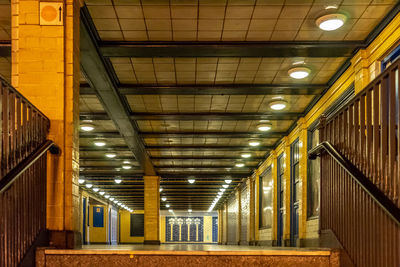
[0,0,400,266]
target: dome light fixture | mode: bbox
[105,195,110,199]
[224,179,232,184]
[288,66,311,79]
[123,160,130,164]
[166,204,170,208]
[188,179,195,184]
[188,209,192,212]
[168,209,173,212]
[220,188,226,192]
[99,191,105,195]
[162,197,167,201]
[316,13,346,31]
[257,122,272,132]
[269,99,288,111]
[122,165,132,170]
[159,188,163,192]
[241,152,252,158]
[222,184,229,188]
[93,188,99,192]
[248,139,261,147]
[109,197,115,201]
[235,162,245,167]
[105,153,117,158]
[94,139,106,147]
[114,178,122,184]
[78,179,85,184]
[80,123,95,132]
[85,183,93,188]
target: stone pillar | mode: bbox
[236,188,241,245]
[298,118,308,245]
[12,0,81,248]
[282,137,291,246]
[271,151,278,245]
[247,177,255,245]
[224,201,229,245]
[218,209,223,244]
[144,176,160,245]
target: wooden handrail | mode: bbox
[309,141,400,226]
[0,140,60,194]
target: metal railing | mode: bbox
[0,78,58,267]
[309,58,400,266]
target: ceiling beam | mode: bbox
[99,41,363,58]
[80,112,300,121]
[80,8,156,175]
[0,41,10,57]
[146,145,272,151]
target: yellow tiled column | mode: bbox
[271,151,278,244]
[144,175,160,245]
[247,177,255,245]
[282,137,291,246]
[236,188,241,245]
[11,0,81,248]
[224,201,228,245]
[298,118,308,244]
[218,209,223,244]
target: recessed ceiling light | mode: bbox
[269,99,288,111]
[99,191,105,195]
[105,153,116,158]
[78,179,85,184]
[166,204,170,208]
[222,184,229,188]
[257,122,272,132]
[105,195,110,199]
[85,184,93,188]
[122,165,132,170]
[316,13,346,31]
[248,139,261,146]
[225,179,232,184]
[162,197,167,201]
[80,123,95,132]
[109,197,115,201]
[288,67,311,79]
[94,140,106,147]
[241,152,252,158]
[114,178,122,184]
[188,179,195,184]
[235,162,245,167]
[188,209,192,212]
[93,188,99,192]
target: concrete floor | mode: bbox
[81,244,328,252]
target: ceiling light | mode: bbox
[188,179,195,184]
[80,123,95,132]
[162,197,167,201]
[316,13,346,31]
[288,66,311,79]
[159,188,163,192]
[218,192,223,196]
[168,209,173,212]
[257,122,272,132]
[93,188,99,192]
[241,152,252,158]
[225,179,232,184]
[248,139,261,146]
[123,160,130,164]
[235,163,245,167]
[78,179,85,184]
[85,184,93,188]
[109,197,115,201]
[222,184,229,188]
[99,191,105,195]
[122,165,132,170]
[114,179,122,184]
[105,195,110,199]
[269,99,288,111]
[105,153,116,158]
[188,209,192,213]
[166,204,170,208]
[220,188,226,192]
[94,140,106,147]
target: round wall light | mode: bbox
[316,13,346,31]
[288,67,311,79]
[80,123,95,132]
[257,122,272,132]
[269,99,288,111]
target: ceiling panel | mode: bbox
[111,56,347,85]
[143,137,278,146]
[85,0,395,42]
[80,95,106,113]
[0,2,10,41]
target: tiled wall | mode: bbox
[227,195,238,244]
[240,185,249,243]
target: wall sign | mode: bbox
[40,2,63,26]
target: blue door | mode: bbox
[290,139,300,246]
[277,153,285,246]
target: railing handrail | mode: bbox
[309,141,400,226]
[0,140,60,194]
[0,78,50,124]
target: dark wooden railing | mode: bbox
[0,79,58,267]
[309,58,400,266]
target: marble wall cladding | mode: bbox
[165,216,205,243]
[212,217,218,243]
[241,185,249,243]
[227,196,238,244]
[305,219,320,240]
